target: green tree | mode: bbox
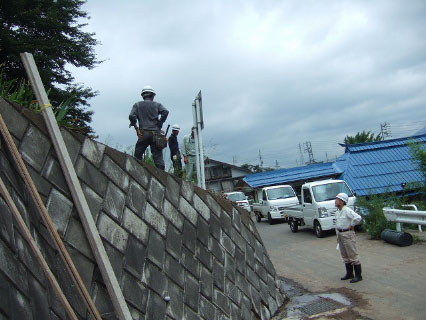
[408,140,426,182]
[344,130,382,145]
[0,0,101,135]
[241,163,274,173]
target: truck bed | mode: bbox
[283,205,304,218]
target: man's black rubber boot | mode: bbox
[341,263,354,280]
[350,264,362,283]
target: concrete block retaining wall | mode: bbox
[0,98,285,320]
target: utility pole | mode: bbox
[380,122,391,140]
[259,150,263,168]
[232,156,237,165]
[298,143,304,166]
[275,160,279,169]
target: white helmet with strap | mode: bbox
[336,192,349,204]
[141,85,156,97]
[171,124,180,131]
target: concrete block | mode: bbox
[209,213,221,241]
[166,280,184,319]
[197,216,209,247]
[147,230,165,269]
[213,259,225,291]
[230,302,241,320]
[178,197,197,226]
[182,220,196,253]
[241,294,253,320]
[101,156,129,191]
[224,252,235,282]
[245,244,255,270]
[42,156,70,195]
[232,208,242,232]
[92,282,116,317]
[147,177,165,211]
[264,254,276,276]
[0,271,11,316]
[143,261,167,297]
[19,125,51,172]
[196,241,212,271]
[163,198,183,232]
[67,245,95,290]
[64,217,93,260]
[124,236,146,278]
[231,227,246,252]
[15,233,44,284]
[46,188,73,237]
[267,274,276,297]
[220,231,235,256]
[268,295,278,317]
[60,128,81,164]
[235,249,245,279]
[181,246,199,278]
[81,138,105,167]
[126,181,146,218]
[250,285,261,317]
[180,180,194,202]
[213,288,230,315]
[261,304,271,320]
[220,210,232,237]
[254,238,264,263]
[184,273,199,312]
[209,237,224,264]
[0,196,15,250]
[81,183,104,221]
[225,280,241,306]
[200,295,216,320]
[200,265,213,300]
[0,98,28,139]
[241,224,255,248]
[166,224,182,260]
[26,164,52,197]
[255,261,268,284]
[206,193,221,217]
[144,202,167,237]
[75,156,108,197]
[103,182,126,220]
[235,272,250,298]
[11,190,30,230]
[103,241,123,280]
[146,291,166,320]
[97,212,128,252]
[165,175,180,207]
[184,304,199,320]
[193,194,210,221]
[124,156,149,189]
[122,207,149,244]
[259,278,269,305]
[122,271,147,312]
[165,253,184,288]
[9,287,32,320]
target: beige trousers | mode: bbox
[337,231,360,265]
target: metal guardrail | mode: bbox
[383,205,424,232]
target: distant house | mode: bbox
[204,159,252,192]
[242,134,426,197]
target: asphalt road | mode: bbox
[255,219,426,320]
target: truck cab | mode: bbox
[287,180,356,237]
[252,185,299,224]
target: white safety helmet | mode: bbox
[171,124,180,131]
[336,192,349,204]
[141,85,156,97]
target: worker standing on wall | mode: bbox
[168,124,182,177]
[335,192,363,283]
[182,127,197,182]
[129,85,169,170]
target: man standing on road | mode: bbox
[168,124,182,177]
[129,85,169,170]
[335,192,363,283]
[182,127,196,182]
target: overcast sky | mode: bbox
[70,0,426,169]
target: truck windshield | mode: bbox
[225,193,246,201]
[266,187,295,200]
[312,182,353,202]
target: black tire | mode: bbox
[256,213,261,222]
[268,213,274,225]
[290,220,299,233]
[314,221,324,238]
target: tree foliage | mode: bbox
[0,0,101,135]
[241,163,274,173]
[344,130,382,145]
[408,140,426,182]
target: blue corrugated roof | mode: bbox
[338,134,426,196]
[243,161,342,188]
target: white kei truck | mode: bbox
[284,180,356,238]
[252,185,299,224]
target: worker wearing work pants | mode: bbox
[134,131,165,170]
[182,128,197,182]
[335,192,363,283]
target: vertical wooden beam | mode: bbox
[19,52,131,320]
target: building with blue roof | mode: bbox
[242,134,425,197]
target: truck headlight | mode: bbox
[270,206,279,212]
[318,207,328,218]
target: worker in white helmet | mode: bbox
[129,85,169,170]
[335,192,363,283]
[168,124,182,177]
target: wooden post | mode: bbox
[19,52,131,320]
[0,176,78,320]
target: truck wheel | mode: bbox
[256,213,261,223]
[268,213,274,225]
[290,220,298,233]
[314,221,324,238]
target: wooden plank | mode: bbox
[20,52,131,320]
[0,111,101,320]
[0,176,78,320]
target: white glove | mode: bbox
[172,155,177,160]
